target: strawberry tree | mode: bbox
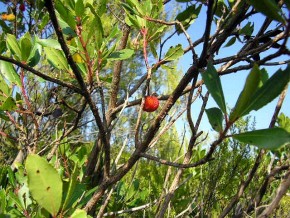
[0,0,289,217]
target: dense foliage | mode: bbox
[0,0,289,217]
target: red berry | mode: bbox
[143,95,159,112]
[19,3,25,12]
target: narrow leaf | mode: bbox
[248,0,285,24]
[20,32,32,62]
[224,36,236,47]
[36,38,61,50]
[230,64,262,122]
[0,73,11,96]
[6,34,21,60]
[0,96,17,111]
[0,61,21,86]
[232,128,290,150]
[163,44,184,61]
[108,49,134,60]
[202,62,227,114]
[62,164,79,210]
[26,154,63,216]
[44,47,69,70]
[75,0,85,17]
[239,65,290,117]
[206,107,224,132]
[27,43,41,67]
[71,209,88,218]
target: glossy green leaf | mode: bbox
[87,15,103,49]
[44,47,69,70]
[0,61,21,86]
[20,32,32,62]
[36,38,61,50]
[239,65,290,117]
[6,34,21,60]
[71,209,89,218]
[0,74,11,96]
[124,11,144,28]
[206,107,224,132]
[62,164,79,210]
[127,0,146,15]
[175,4,201,33]
[232,128,290,150]
[26,154,63,216]
[55,1,76,30]
[176,5,199,22]
[75,0,85,17]
[224,36,236,47]
[230,64,262,122]
[163,44,184,61]
[8,191,24,211]
[108,49,134,60]
[27,43,41,67]
[202,62,227,114]
[248,0,285,24]
[0,97,17,111]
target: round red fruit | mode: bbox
[19,3,25,12]
[143,95,159,112]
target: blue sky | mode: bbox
[164,4,290,132]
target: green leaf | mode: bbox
[230,64,262,122]
[26,154,63,216]
[126,0,146,15]
[86,15,103,49]
[237,65,290,118]
[0,20,12,34]
[206,107,224,132]
[277,113,290,133]
[163,44,184,61]
[224,36,236,47]
[62,164,79,210]
[0,111,9,120]
[55,1,76,30]
[0,61,21,86]
[20,32,32,62]
[239,22,254,36]
[232,128,290,150]
[75,0,85,17]
[0,97,17,111]
[175,4,201,33]
[6,34,21,60]
[248,0,285,24]
[8,191,24,211]
[0,74,11,96]
[202,62,227,114]
[36,38,61,50]
[44,47,69,70]
[108,49,134,60]
[70,209,89,218]
[124,11,143,28]
[0,38,7,54]
[27,43,41,67]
